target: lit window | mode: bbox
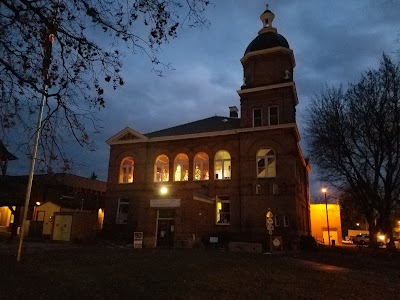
[174,153,189,181]
[269,106,279,125]
[256,148,276,178]
[283,215,289,227]
[216,196,230,225]
[253,108,262,127]
[194,152,209,181]
[154,155,169,182]
[116,199,129,224]
[119,157,134,183]
[214,150,231,180]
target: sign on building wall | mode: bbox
[134,232,143,249]
[150,199,181,208]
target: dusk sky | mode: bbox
[8,1,400,199]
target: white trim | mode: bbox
[240,47,296,67]
[193,194,214,204]
[106,127,148,145]
[237,82,299,105]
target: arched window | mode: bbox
[174,153,189,181]
[119,157,134,183]
[257,148,276,178]
[194,152,209,181]
[154,155,169,182]
[214,150,231,180]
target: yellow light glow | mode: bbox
[378,234,385,241]
[321,188,327,193]
[356,223,360,227]
[160,186,168,195]
[36,202,41,206]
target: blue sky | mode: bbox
[7,0,400,199]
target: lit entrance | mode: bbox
[157,209,175,247]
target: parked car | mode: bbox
[354,234,370,246]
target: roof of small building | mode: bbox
[145,116,241,138]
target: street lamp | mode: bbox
[321,187,331,246]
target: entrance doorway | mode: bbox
[157,209,175,247]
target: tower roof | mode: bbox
[244,8,289,55]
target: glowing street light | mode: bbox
[321,187,331,246]
[160,186,168,195]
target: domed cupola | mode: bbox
[245,7,290,55]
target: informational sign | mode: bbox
[267,218,274,225]
[267,224,274,231]
[134,232,143,249]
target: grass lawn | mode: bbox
[0,244,399,299]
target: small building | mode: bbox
[310,204,342,245]
[0,173,106,239]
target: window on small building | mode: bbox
[119,157,134,183]
[269,106,279,125]
[214,150,231,180]
[116,199,129,224]
[283,215,289,227]
[253,108,262,127]
[216,196,230,225]
[194,152,209,181]
[256,148,276,178]
[154,155,169,182]
[174,153,189,181]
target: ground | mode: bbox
[0,241,399,299]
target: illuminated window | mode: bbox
[174,153,189,181]
[283,215,289,227]
[214,150,231,180]
[116,199,129,224]
[256,148,276,178]
[119,157,134,183]
[253,108,262,127]
[154,155,169,182]
[194,152,209,181]
[216,196,230,225]
[268,106,279,125]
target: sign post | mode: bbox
[266,208,274,253]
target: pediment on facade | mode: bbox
[106,127,148,145]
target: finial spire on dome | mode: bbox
[259,5,277,34]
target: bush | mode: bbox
[299,235,318,251]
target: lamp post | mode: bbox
[321,188,331,246]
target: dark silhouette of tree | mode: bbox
[0,0,210,172]
[90,171,97,180]
[306,54,400,249]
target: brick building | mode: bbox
[104,8,311,249]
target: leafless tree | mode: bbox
[0,0,210,172]
[306,54,400,249]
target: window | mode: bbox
[256,148,276,178]
[269,106,279,125]
[174,153,189,181]
[253,108,262,127]
[194,152,209,181]
[274,215,280,227]
[119,157,134,183]
[283,215,289,227]
[116,199,129,224]
[214,150,231,180]
[216,196,230,225]
[154,155,169,182]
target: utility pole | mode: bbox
[17,3,59,262]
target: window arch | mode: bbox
[154,155,169,182]
[256,148,276,178]
[174,153,189,181]
[214,150,231,180]
[119,157,134,183]
[194,152,209,181]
